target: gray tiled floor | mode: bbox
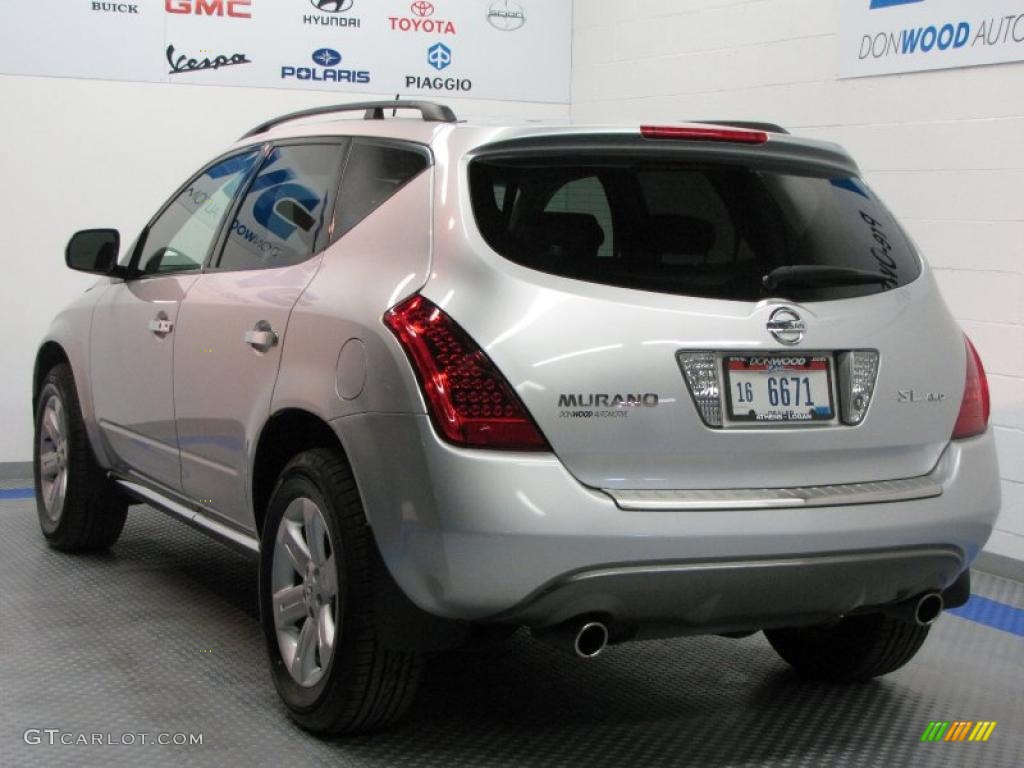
[1,490,1022,767]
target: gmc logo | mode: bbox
[166,0,252,17]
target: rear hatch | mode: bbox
[430,126,966,491]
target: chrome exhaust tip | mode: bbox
[914,593,944,626]
[532,618,610,659]
[574,621,609,659]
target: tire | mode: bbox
[764,613,931,683]
[33,363,127,551]
[258,448,422,735]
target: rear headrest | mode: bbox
[649,214,715,256]
[520,212,606,261]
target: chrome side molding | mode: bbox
[115,478,260,554]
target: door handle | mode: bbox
[245,321,278,352]
[149,315,173,336]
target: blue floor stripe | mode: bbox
[2,480,1023,638]
[0,487,34,500]
[948,595,1024,638]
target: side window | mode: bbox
[135,152,259,276]
[333,141,429,239]
[217,143,347,272]
[544,176,615,259]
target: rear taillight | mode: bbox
[384,295,550,451]
[952,336,990,440]
[640,125,768,144]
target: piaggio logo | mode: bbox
[406,41,470,92]
[920,721,997,743]
[165,0,251,17]
[390,1,456,34]
[427,42,452,70]
[305,0,359,27]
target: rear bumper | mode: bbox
[334,413,1001,627]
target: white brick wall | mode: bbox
[572,0,1024,561]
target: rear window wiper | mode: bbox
[762,265,893,291]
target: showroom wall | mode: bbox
[0,75,566,469]
[573,0,1024,561]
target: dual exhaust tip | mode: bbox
[533,592,943,658]
[533,618,610,659]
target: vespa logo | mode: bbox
[766,307,806,346]
[427,42,452,70]
[311,0,354,11]
[487,0,525,31]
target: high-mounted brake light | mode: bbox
[384,295,550,451]
[640,125,769,145]
[952,336,990,440]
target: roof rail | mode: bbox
[692,120,789,135]
[240,101,458,140]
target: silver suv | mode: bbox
[34,101,1001,735]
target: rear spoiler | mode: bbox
[469,132,859,178]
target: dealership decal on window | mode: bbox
[0,0,570,104]
[838,0,1024,78]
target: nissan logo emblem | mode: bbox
[766,307,806,346]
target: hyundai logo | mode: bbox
[766,307,806,346]
[410,1,434,17]
[311,0,354,12]
[427,42,452,70]
[487,0,525,31]
[313,48,342,67]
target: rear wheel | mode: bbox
[258,448,421,735]
[33,363,127,551]
[765,613,930,682]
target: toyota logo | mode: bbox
[487,0,525,31]
[311,0,354,12]
[766,307,806,346]
[410,1,434,17]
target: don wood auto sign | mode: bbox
[840,0,1024,78]
[0,0,571,103]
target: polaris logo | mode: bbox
[557,393,659,408]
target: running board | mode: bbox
[114,479,260,555]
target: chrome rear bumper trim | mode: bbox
[604,475,942,511]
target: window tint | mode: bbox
[136,152,259,276]
[470,159,922,302]
[217,143,346,271]
[544,176,614,259]
[333,141,429,239]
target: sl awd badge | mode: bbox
[767,307,806,346]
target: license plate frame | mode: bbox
[723,354,836,425]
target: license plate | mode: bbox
[724,355,834,423]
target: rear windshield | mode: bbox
[469,158,921,302]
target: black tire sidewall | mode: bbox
[258,459,349,713]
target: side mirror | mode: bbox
[66,229,120,275]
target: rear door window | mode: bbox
[332,140,430,240]
[216,143,347,272]
[470,158,921,302]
